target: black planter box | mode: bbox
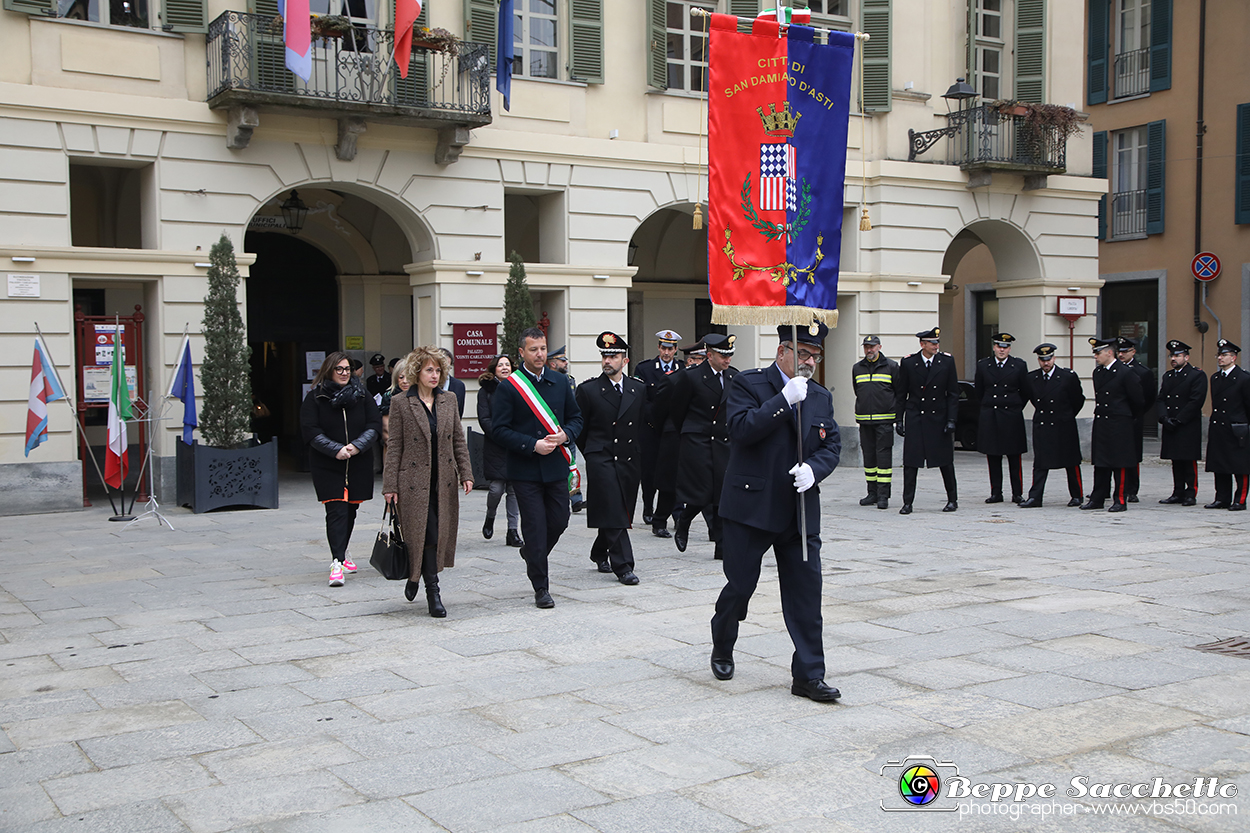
[176,438,279,513]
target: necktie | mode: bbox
[614,382,621,395]
[716,372,723,389]
[925,360,931,368]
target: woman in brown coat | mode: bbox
[383,347,473,616]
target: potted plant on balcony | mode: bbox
[176,234,279,513]
[410,26,461,57]
[991,100,1083,140]
[310,14,353,40]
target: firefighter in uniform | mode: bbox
[1157,339,1207,505]
[1117,337,1156,502]
[1205,339,1250,510]
[671,333,738,559]
[1081,337,1145,512]
[974,333,1029,503]
[635,330,682,535]
[1020,343,1085,508]
[895,328,960,514]
[574,332,644,584]
[851,335,899,509]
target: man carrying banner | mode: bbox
[895,328,960,514]
[489,326,583,608]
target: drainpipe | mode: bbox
[1194,0,1212,346]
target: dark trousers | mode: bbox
[901,464,957,505]
[652,489,677,530]
[640,428,659,514]
[1027,465,1083,501]
[1170,460,1199,499]
[590,528,635,576]
[414,495,439,586]
[986,454,1023,498]
[324,501,359,562]
[711,517,824,683]
[858,423,894,496]
[1213,473,1250,505]
[678,503,722,540]
[1125,464,1141,497]
[514,479,570,592]
[1089,466,1128,506]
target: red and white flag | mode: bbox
[25,336,68,457]
[393,0,424,79]
[105,339,132,490]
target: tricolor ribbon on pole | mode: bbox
[105,335,132,491]
[706,13,854,327]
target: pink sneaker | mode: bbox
[328,561,344,587]
[342,558,357,574]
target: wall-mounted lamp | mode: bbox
[465,270,484,277]
[280,190,309,234]
[11,256,36,263]
[627,241,639,266]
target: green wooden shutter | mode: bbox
[249,0,279,16]
[569,0,604,84]
[1092,130,1107,240]
[1086,0,1108,106]
[162,0,207,33]
[966,1,977,92]
[1149,0,1171,92]
[729,0,758,21]
[647,0,667,90]
[1237,104,1250,224]
[247,0,291,92]
[2,0,53,14]
[860,0,890,113]
[1145,120,1166,235]
[393,3,430,105]
[466,0,497,66]
[1014,0,1044,103]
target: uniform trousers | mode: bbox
[1212,473,1250,506]
[858,423,894,496]
[590,528,635,576]
[1170,460,1199,499]
[652,489,677,530]
[1125,464,1141,498]
[1089,466,1128,507]
[711,517,824,683]
[986,454,1024,499]
[1027,465,1083,502]
[513,480,570,592]
[901,465,957,505]
[324,501,360,563]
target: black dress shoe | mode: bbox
[404,580,419,602]
[1019,497,1042,508]
[1159,495,1183,504]
[943,501,958,512]
[595,560,612,573]
[618,571,640,585]
[643,510,654,525]
[534,590,555,609]
[571,501,585,513]
[483,518,494,539]
[1079,500,1104,510]
[1205,501,1229,509]
[1012,495,1024,504]
[1067,497,1082,507]
[1181,497,1196,506]
[877,497,889,509]
[1127,494,1139,503]
[711,655,734,680]
[899,504,913,515]
[791,679,841,702]
[985,494,1003,504]
[859,494,877,506]
[652,526,672,539]
[673,518,691,552]
[506,529,524,548]
[1108,503,1127,513]
[1232,503,1247,512]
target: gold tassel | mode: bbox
[859,206,872,231]
[692,203,703,230]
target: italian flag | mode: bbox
[104,340,132,490]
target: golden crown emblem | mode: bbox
[757,102,800,137]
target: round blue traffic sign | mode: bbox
[1192,252,1221,282]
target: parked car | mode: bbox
[956,380,980,450]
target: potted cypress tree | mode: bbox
[500,251,536,359]
[176,234,279,512]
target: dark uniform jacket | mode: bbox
[365,371,392,397]
[1157,363,1207,461]
[1024,365,1085,469]
[1206,365,1250,474]
[476,377,508,482]
[635,356,681,430]
[489,366,583,483]
[635,356,682,485]
[300,380,382,502]
[1090,360,1145,468]
[574,374,643,529]
[974,355,1029,456]
[895,352,960,468]
[670,361,739,505]
[1122,359,1156,463]
[719,364,841,535]
[852,354,900,424]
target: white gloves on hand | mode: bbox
[789,462,815,492]
[782,375,808,405]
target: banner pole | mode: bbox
[792,323,809,563]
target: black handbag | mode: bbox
[369,503,410,580]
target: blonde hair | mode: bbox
[397,346,449,392]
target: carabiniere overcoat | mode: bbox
[974,355,1029,456]
[669,360,739,505]
[1091,360,1145,468]
[1157,363,1208,461]
[1206,365,1250,474]
[383,388,472,574]
[895,351,960,468]
[574,374,645,528]
[1024,365,1085,469]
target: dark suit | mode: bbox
[712,364,840,683]
[490,366,584,592]
[895,351,960,505]
[1206,365,1250,506]
[1023,365,1085,503]
[575,374,644,576]
[670,362,738,553]
[1158,363,1207,500]
[1088,360,1144,507]
[1121,358,1156,497]
[975,355,1029,499]
[445,377,466,417]
[635,357,682,527]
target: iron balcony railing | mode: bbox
[946,104,1068,173]
[1113,47,1151,99]
[205,12,491,125]
[1110,188,1148,238]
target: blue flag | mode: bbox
[167,335,198,444]
[496,0,514,111]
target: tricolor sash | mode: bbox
[507,370,573,465]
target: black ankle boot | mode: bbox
[425,575,446,618]
[404,579,419,602]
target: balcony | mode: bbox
[909,102,1071,186]
[1113,47,1150,99]
[206,12,491,162]
[1109,188,1148,239]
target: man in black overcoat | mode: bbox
[1157,340,1208,505]
[1117,337,1156,502]
[974,332,1029,503]
[1020,343,1085,508]
[634,330,682,535]
[1081,337,1145,512]
[670,333,739,559]
[1205,339,1250,510]
[365,353,391,397]
[894,327,960,514]
[490,327,584,608]
[574,332,644,584]
[710,323,842,702]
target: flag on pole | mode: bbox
[25,336,68,457]
[707,15,854,326]
[392,0,423,79]
[105,339,132,490]
[167,335,198,445]
[278,0,312,82]
[497,0,514,111]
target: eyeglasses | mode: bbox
[332,365,352,374]
[783,344,823,364]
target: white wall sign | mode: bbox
[7,274,39,297]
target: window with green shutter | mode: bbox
[1014,0,1044,103]
[569,0,604,84]
[466,0,498,66]
[860,0,890,113]
[394,4,431,107]
[1093,130,1107,240]
[162,0,206,33]
[647,0,668,90]
[2,0,53,15]
[1087,0,1108,105]
[1149,0,1171,92]
[1237,104,1250,225]
[1145,119,1165,235]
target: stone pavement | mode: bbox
[2,453,1248,832]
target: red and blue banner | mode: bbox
[707,14,854,326]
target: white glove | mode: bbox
[782,375,808,405]
[789,462,815,493]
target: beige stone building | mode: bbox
[1,0,1101,514]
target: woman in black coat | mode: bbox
[476,355,522,548]
[300,351,382,587]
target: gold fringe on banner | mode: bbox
[711,304,839,328]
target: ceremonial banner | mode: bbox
[707,15,854,326]
[25,336,68,457]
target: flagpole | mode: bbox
[109,313,135,522]
[690,7,870,43]
[792,323,809,563]
[34,323,121,515]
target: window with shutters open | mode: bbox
[860,0,890,112]
[1107,121,1164,239]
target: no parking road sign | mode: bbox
[1192,252,1221,282]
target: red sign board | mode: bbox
[1192,252,1221,282]
[451,324,498,376]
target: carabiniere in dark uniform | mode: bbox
[1204,339,1250,510]
[1117,336,1157,502]
[895,327,960,514]
[974,332,1029,503]
[635,329,683,536]
[1020,342,1085,507]
[1081,337,1144,512]
[1157,339,1207,505]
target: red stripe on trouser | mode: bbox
[1075,466,1083,496]
[1116,469,1125,504]
[1192,462,1198,495]
[1239,477,1249,504]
